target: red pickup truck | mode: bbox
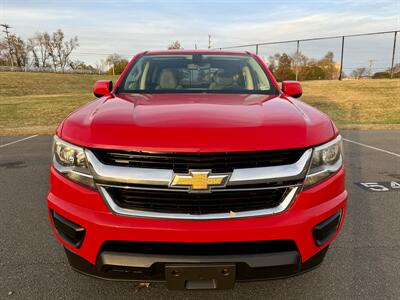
[48,50,347,290]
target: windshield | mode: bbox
[118,54,276,94]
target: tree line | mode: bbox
[267,51,399,81]
[0,28,80,71]
[0,26,126,74]
[267,51,340,81]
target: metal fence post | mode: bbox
[390,31,397,79]
[255,44,259,55]
[339,36,345,80]
[295,40,300,81]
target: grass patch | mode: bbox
[0,72,399,135]
[0,72,118,135]
[301,79,400,129]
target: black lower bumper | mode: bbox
[65,246,328,289]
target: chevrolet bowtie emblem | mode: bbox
[170,170,230,192]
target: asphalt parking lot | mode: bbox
[0,130,399,299]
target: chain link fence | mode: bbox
[1,30,398,79]
[217,30,399,80]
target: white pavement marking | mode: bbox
[0,135,39,149]
[343,138,400,158]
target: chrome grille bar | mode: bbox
[85,149,312,187]
[98,186,299,220]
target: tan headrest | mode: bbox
[159,69,177,89]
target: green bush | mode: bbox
[299,65,326,81]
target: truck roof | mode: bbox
[144,49,252,55]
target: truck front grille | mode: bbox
[104,186,288,215]
[87,147,311,219]
[92,148,306,173]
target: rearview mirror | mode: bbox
[281,81,302,98]
[93,80,113,97]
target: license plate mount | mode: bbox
[165,264,236,290]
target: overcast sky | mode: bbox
[1,0,399,72]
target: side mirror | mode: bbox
[93,80,113,97]
[281,81,302,98]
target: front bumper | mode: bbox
[47,165,347,283]
[64,243,329,285]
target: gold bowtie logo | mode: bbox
[170,170,230,192]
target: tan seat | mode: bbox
[209,70,239,89]
[157,69,178,89]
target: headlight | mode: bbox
[304,135,343,188]
[52,135,96,189]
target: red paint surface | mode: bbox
[49,50,347,266]
[61,92,334,152]
[282,80,303,98]
[93,80,112,97]
[48,166,347,264]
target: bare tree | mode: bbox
[351,67,368,79]
[168,40,182,50]
[0,26,27,67]
[1,24,14,66]
[39,33,51,68]
[105,53,123,65]
[45,34,58,70]
[290,51,308,67]
[44,29,78,71]
[267,53,281,74]
[27,32,51,68]
[95,59,108,74]
[8,34,27,67]
[58,32,78,71]
[27,38,39,68]
[105,53,128,75]
[1,27,79,71]
[0,41,8,66]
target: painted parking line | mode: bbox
[0,135,39,149]
[356,181,400,192]
[343,138,400,158]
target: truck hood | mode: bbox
[61,93,334,152]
